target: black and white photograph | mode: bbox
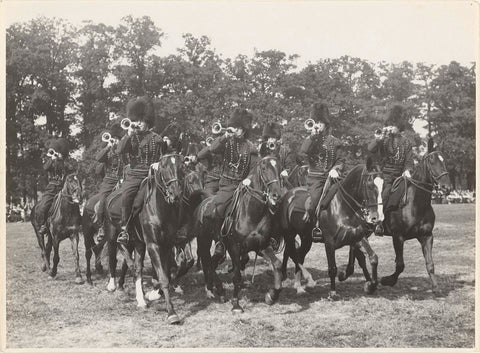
[1,0,477,350]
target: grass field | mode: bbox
[5,204,475,349]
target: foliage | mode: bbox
[5,17,476,203]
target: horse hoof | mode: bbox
[205,289,215,299]
[265,292,275,305]
[137,302,148,310]
[232,306,244,313]
[167,314,181,325]
[48,275,55,280]
[87,279,93,286]
[328,291,340,301]
[306,280,316,289]
[380,276,396,287]
[106,284,116,292]
[338,271,347,282]
[219,296,226,304]
[174,286,184,295]
[364,281,376,294]
[296,287,307,295]
[75,277,83,285]
[146,290,162,302]
[41,264,47,272]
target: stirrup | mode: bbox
[213,241,226,265]
[220,216,233,238]
[117,230,129,245]
[311,227,324,243]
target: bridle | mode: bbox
[181,170,203,206]
[335,168,382,223]
[403,151,449,194]
[150,154,181,204]
[60,175,81,205]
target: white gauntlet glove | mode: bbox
[242,178,252,186]
[280,170,289,177]
[402,170,411,178]
[151,162,160,171]
[328,169,339,179]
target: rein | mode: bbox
[149,154,180,204]
[401,151,448,195]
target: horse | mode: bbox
[276,159,383,299]
[194,156,287,312]
[123,153,188,324]
[288,164,308,188]
[379,147,451,293]
[31,174,83,282]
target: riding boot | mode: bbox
[311,220,324,243]
[96,226,105,243]
[117,226,129,245]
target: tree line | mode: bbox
[6,16,476,204]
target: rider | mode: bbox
[197,136,222,196]
[368,105,414,233]
[93,122,125,242]
[259,122,297,188]
[115,96,164,245]
[201,108,258,256]
[298,102,345,242]
[36,138,76,236]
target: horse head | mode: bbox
[340,159,383,225]
[64,174,83,204]
[155,154,183,203]
[252,156,287,208]
[422,151,452,191]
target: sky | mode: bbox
[3,0,478,67]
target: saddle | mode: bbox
[385,177,407,212]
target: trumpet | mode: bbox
[205,137,214,146]
[304,118,315,131]
[267,140,277,150]
[212,122,236,135]
[102,132,116,145]
[120,118,139,130]
[47,148,59,158]
[184,155,196,164]
[375,126,393,137]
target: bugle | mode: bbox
[120,118,139,130]
[212,122,236,135]
[47,148,59,158]
[102,132,116,144]
[205,137,214,146]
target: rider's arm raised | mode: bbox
[116,134,132,155]
[95,145,110,163]
[297,136,314,164]
[207,135,227,155]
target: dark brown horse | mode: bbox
[31,174,83,282]
[380,148,451,292]
[195,156,287,312]
[276,160,383,299]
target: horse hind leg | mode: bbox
[33,224,49,272]
[297,235,315,288]
[228,242,244,313]
[381,236,405,287]
[338,246,356,282]
[70,232,83,284]
[418,233,438,293]
[261,246,283,305]
[48,235,60,279]
[83,223,95,285]
[358,238,378,292]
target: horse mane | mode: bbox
[341,164,366,190]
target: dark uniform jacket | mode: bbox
[367,134,414,176]
[298,134,345,174]
[259,143,297,175]
[116,130,164,170]
[95,145,125,179]
[197,145,222,185]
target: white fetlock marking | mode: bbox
[146,290,162,301]
[107,277,116,292]
[205,286,215,299]
[374,176,384,221]
[296,286,306,295]
[135,277,147,308]
[174,285,184,295]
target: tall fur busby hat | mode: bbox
[126,96,155,127]
[262,122,282,139]
[310,102,331,127]
[49,138,70,157]
[108,122,123,139]
[227,108,253,130]
[384,105,408,131]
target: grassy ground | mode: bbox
[5,204,475,349]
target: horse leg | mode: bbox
[281,243,290,281]
[134,241,147,309]
[418,233,438,293]
[283,234,304,293]
[358,238,378,292]
[45,231,53,271]
[33,226,49,272]
[70,232,83,284]
[147,242,180,324]
[198,237,216,300]
[324,237,339,299]
[106,238,117,292]
[93,241,104,275]
[228,242,244,313]
[381,236,405,287]
[84,225,95,285]
[297,235,315,288]
[49,236,60,279]
[262,246,283,305]
[338,246,355,282]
